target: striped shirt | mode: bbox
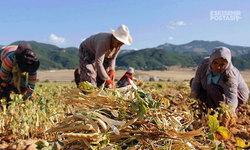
[0,45,37,90]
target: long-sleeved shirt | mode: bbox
[0,45,37,90]
[80,33,122,80]
[191,47,249,111]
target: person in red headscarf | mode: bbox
[117,67,137,88]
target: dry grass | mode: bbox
[37,69,250,83]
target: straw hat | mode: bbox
[111,24,133,45]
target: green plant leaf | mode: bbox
[209,115,219,133]
[208,133,215,140]
[137,89,146,98]
[218,142,225,150]
[53,142,58,150]
[131,102,139,112]
[58,141,64,146]
[79,81,96,90]
[138,104,147,120]
[148,98,154,108]
[155,102,162,108]
[35,141,45,150]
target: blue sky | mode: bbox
[1,0,249,50]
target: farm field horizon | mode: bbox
[37,68,250,83]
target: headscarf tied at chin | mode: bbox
[207,46,232,75]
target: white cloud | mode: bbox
[176,21,186,26]
[49,34,65,44]
[169,37,173,40]
[167,26,175,30]
[167,21,191,30]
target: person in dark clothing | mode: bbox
[74,68,80,88]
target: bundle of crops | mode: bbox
[47,81,208,149]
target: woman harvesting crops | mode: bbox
[190,46,249,114]
[0,43,40,106]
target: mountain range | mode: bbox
[1,40,250,71]
[157,40,250,56]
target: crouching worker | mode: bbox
[74,68,80,88]
[0,43,40,107]
[78,24,133,89]
[190,47,249,115]
[117,67,138,88]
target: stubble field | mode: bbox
[0,68,250,149]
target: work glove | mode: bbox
[109,69,115,81]
[23,88,33,100]
[106,79,114,89]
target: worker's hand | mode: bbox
[135,79,140,82]
[106,79,114,89]
[23,88,33,100]
[109,69,115,80]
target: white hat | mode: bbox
[111,24,133,45]
[127,67,134,74]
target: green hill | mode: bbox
[10,41,79,70]
[116,48,204,70]
[1,40,250,71]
